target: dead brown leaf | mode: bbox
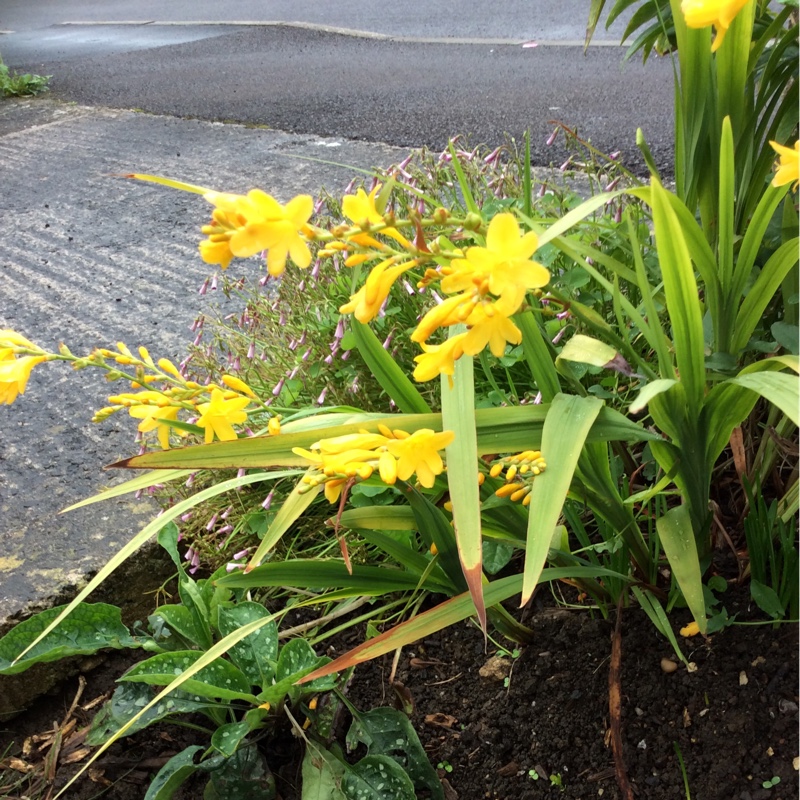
[60,747,92,765]
[424,713,458,729]
[1,756,34,773]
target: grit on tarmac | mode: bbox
[0,1,672,713]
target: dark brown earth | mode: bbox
[1,586,797,800]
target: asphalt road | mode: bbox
[1,4,675,173]
[1,0,634,40]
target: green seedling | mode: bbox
[762,776,781,789]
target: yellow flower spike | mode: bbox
[522,494,532,506]
[462,303,523,358]
[324,478,347,504]
[116,342,133,357]
[129,402,182,450]
[114,355,135,365]
[386,428,455,488]
[392,429,410,440]
[0,330,41,351]
[378,450,398,485]
[157,358,184,380]
[506,465,518,482]
[510,486,529,503]
[444,213,549,313]
[138,346,154,365]
[268,416,281,436]
[770,140,799,190]
[412,333,468,383]
[344,253,377,268]
[316,432,390,454]
[680,621,701,637]
[377,423,394,439]
[342,185,384,228]
[199,238,235,270]
[202,190,314,275]
[489,463,504,478]
[0,353,47,405]
[355,464,374,480]
[681,0,749,52]
[340,257,416,323]
[495,482,525,498]
[477,473,485,486]
[195,388,251,444]
[221,374,257,398]
[430,542,439,555]
[411,292,477,345]
[442,501,453,513]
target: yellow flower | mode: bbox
[196,388,251,443]
[201,190,314,276]
[410,292,477,345]
[386,429,455,488]
[443,213,549,313]
[0,352,46,405]
[342,184,410,247]
[681,0,749,52]
[268,416,281,436]
[770,140,799,191]
[293,427,453,498]
[0,330,40,350]
[462,302,522,358]
[340,257,416,323]
[221,374,257,398]
[128,397,182,450]
[412,333,468,382]
[342,185,384,228]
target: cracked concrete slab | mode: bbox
[0,97,406,713]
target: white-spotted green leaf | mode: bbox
[341,755,416,800]
[211,721,252,759]
[346,708,444,800]
[120,651,258,703]
[143,745,204,800]
[148,604,205,649]
[203,746,275,800]
[55,613,279,799]
[0,603,137,675]
[217,602,278,687]
[86,682,218,745]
